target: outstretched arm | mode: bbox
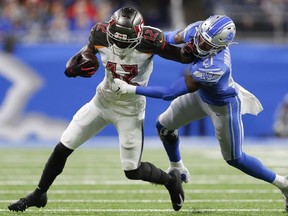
[157,26,198,64]
[156,42,195,64]
[113,74,201,101]
[136,77,188,100]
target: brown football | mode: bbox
[79,55,100,72]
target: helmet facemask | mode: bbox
[193,15,236,59]
[107,27,142,58]
[193,29,224,58]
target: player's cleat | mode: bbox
[165,169,185,211]
[281,176,288,212]
[8,192,47,212]
[166,166,190,183]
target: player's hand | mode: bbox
[111,78,136,94]
[65,59,96,78]
[65,53,99,78]
[166,166,190,183]
[181,39,196,57]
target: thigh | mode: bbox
[60,99,108,149]
[115,114,144,171]
[209,98,244,160]
[159,92,207,130]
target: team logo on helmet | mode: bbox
[225,32,234,42]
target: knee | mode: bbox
[124,167,140,180]
[121,158,138,171]
[226,154,245,168]
[53,142,74,159]
[155,120,178,145]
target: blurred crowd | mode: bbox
[212,0,288,41]
[0,0,172,43]
[273,93,288,138]
[0,0,119,43]
[0,0,288,44]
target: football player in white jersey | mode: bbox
[112,15,288,211]
[8,7,195,212]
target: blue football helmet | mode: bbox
[193,15,236,58]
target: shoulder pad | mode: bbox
[89,22,109,47]
[92,22,109,33]
[137,26,165,52]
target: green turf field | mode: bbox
[0,139,287,216]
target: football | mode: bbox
[65,52,100,78]
[79,55,100,72]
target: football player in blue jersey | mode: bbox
[112,15,288,211]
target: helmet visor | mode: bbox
[107,27,142,49]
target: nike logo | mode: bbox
[115,87,120,92]
[176,194,184,207]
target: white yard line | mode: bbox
[0,199,284,203]
[0,208,284,212]
[0,189,280,194]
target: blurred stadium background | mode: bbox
[0,0,287,143]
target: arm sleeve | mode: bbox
[135,77,189,101]
[182,21,202,42]
[164,29,180,44]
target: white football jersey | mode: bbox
[88,22,167,114]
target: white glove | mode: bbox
[112,78,136,94]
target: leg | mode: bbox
[115,115,184,211]
[156,120,180,163]
[115,114,170,184]
[8,98,108,211]
[157,93,206,182]
[37,143,73,192]
[8,142,73,212]
[210,98,288,210]
[210,99,277,182]
[125,162,184,211]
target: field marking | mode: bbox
[0,179,275,185]
[0,189,280,194]
[0,208,285,213]
[0,199,284,203]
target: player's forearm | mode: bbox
[136,77,189,101]
[80,44,97,56]
[158,43,195,63]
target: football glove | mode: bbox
[181,39,196,58]
[65,53,99,78]
[112,78,136,94]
